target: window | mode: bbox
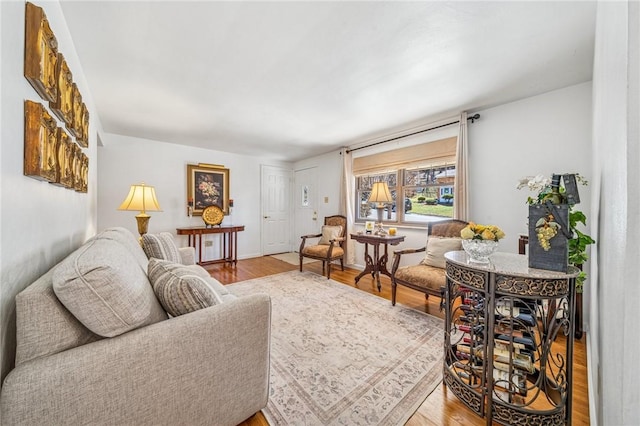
[352,136,458,226]
[356,165,455,225]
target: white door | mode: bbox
[261,165,292,255]
[294,167,318,251]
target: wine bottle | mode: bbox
[545,174,565,205]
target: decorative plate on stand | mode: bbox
[202,205,224,226]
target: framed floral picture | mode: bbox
[187,163,230,216]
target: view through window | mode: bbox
[356,165,456,225]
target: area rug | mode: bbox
[269,252,318,265]
[228,271,443,425]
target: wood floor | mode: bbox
[205,256,590,426]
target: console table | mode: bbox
[350,233,405,291]
[443,251,579,425]
[176,225,244,266]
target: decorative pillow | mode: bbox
[52,238,168,337]
[148,258,235,317]
[421,236,462,269]
[141,232,181,263]
[318,225,343,245]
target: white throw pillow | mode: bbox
[318,225,343,245]
[421,237,462,269]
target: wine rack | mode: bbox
[443,251,579,426]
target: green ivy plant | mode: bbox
[568,209,596,293]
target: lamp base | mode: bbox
[375,206,386,236]
[135,213,151,240]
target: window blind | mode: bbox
[352,137,457,175]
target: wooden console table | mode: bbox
[350,233,405,291]
[176,225,245,266]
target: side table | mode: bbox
[176,225,245,266]
[350,233,405,291]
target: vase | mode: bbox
[462,239,499,263]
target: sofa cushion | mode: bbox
[148,259,236,317]
[421,236,462,269]
[52,237,168,337]
[318,225,342,245]
[141,232,181,263]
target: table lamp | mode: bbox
[118,183,162,239]
[368,182,392,235]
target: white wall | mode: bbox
[0,1,101,382]
[590,1,639,424]
[97,133,291,260]
[293,149,343,240]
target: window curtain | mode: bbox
[340,148,356,265]
[454,112,469,220]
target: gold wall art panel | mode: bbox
[24,2,58,103]
[68,83,83,139]
[77,103,89,148]
[24,100,58,182]
[72,144,88,192]
[52,128,74,188]
[49,53,73,125]
[78,153,89,193]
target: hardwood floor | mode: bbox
[206,256,590,426]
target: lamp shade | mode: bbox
[368,182,392,204]
[118,183,162,213]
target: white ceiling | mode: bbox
[59,1,596,162]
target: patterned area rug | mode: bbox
[228,271,443,425]
[269,252,318,265]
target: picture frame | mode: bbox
[365,221,375,234]
[187,163,230,216]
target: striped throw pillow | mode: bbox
[148,258,234,317]
[141,232,181,263]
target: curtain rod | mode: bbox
[345,113,480,154]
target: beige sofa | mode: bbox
[1,227,271,426]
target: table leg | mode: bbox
[197,234,203,265]
[354,242,375,284]
[378,243,393,279]
[232,230,238,265]
[373,243,382,291]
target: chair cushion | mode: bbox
[318,225,343,245]
[302,245,345,258]
[52,237,168,337]
[395,264,446,292]
[141,232,182,263]
[148,258,236,317]
[421,236,462,269]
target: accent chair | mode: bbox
[390,219,468,305]
[299,215,347,279]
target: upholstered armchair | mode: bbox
[390,219,468,306]
[299,215,347,279]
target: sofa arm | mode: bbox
[1,294,271,426]
[179,246,196,265]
